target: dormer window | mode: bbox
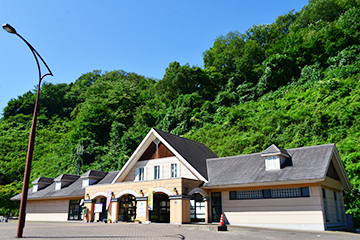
[262,144,291,171]
[55,181,62,191]
[82,178,90,188]
[266,156,280,171]
[81,170,108,187]
[54,174,80,191]
[32,177,54,192]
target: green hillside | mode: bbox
[1,0,360,217]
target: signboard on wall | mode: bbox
[94,203,103,213]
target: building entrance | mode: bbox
[149,193,170,223]
[211,192,222,222]
[118,194,136,222]
[99,198,107,221]
[190,193,205,222]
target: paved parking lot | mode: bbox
[0,221,359,240]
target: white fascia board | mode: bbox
[261,152,290,158]
[111,129,157,184]
[202,179,324,189]
[153,132,208,183]
[16,195,85,201]
[331,146,352,191]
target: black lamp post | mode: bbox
[2,23,53,238]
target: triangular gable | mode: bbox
[325,145,352,191]
[138,142,174,160]
[326,161,340,181]
[261,144,290,158]
[111,128,210,183]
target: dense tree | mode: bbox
[1,0,360,218]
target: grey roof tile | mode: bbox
[54,174,80,182]
[81,170,108,179]
[98,171,120,184]
[12,176,84,201]
[205,144,335,186]
[31,177,54,184]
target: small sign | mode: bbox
[94,203,103,213]
[138,202,146,217]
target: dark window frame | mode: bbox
[229,187,310,200]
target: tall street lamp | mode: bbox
[2,23,53,238]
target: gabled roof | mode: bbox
[205,143,351,190]
[112,128,218,183]
[154,129,218,180]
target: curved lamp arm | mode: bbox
[2,23,53,83]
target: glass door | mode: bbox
[211,192,222,222]
[118,194,137,222]
[149,193,170,223]
[190,193,205,222]
[68,199,82,220]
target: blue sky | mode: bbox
[0,0,309,116]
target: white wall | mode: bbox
[220,186,326,231]
[123,156,198,182]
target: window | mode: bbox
[323,189,329,222]
[139,167,145,181]
[68,199,82,220]
[55,181,62,190]
[154,165,161,180]
[170,163,178,178]
[135,167,145,181]
[271,188,301,198]
[266,156,279,171]
[334,191,340,221]
[230,187,310,200]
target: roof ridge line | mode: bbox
[207,152,261,161]
[286,143,335,151]
[153,128,207,147]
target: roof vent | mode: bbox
[261,144,291,171]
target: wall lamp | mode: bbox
[139,189,143,196]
